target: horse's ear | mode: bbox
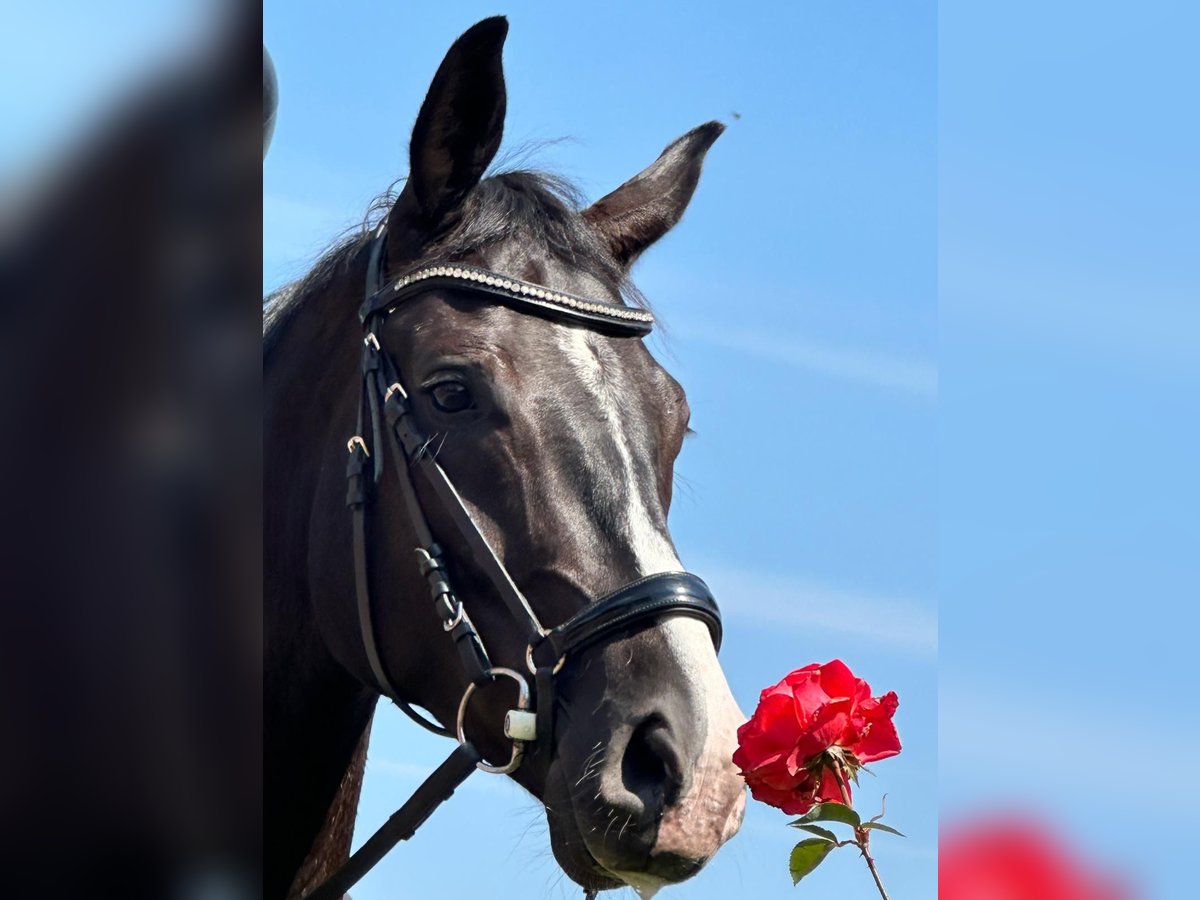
[583,121,724,269]
[387,17,508,250]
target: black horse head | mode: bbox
[265,17,744,897]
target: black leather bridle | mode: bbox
[306,226,723,899]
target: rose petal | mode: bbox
[854,692,901,762]
[815,659,858,701]
[816,765,847,805]
[855,716,902,763]
[734,661,901,815]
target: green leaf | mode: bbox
[791,824,839,842]
[789,802,862,829]
[789,839,835,885]
[861,822,905,837]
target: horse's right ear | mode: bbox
[387,17,508,255]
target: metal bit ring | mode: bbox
[455,667,531,775]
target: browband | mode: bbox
[359,263,655,337]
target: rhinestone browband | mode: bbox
[358,263,654,337]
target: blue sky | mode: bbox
[939,2,1198,897]
[265,3,935,898]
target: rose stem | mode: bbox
[832,759,891,900]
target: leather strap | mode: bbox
[527,572,721,764]
[303,742,483,900]
[361,262,654,337]
[375,349,546,648]
[536,571,722,665]
[534,665,556,759]
[346,444,398,699]
[347,439,454,737]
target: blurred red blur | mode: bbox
[941,817,1129,900]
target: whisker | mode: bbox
[617,813,630,842]
[603,811,619,842]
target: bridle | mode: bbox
[306,226,724,899]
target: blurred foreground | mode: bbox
[0,3,262,896]
[941,816,1129,900]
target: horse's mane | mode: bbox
[263,170,644,356]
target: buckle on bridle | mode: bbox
[441,600,465,632]
[346,435,369,457]
[456,667,532,775]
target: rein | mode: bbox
[304,227,723,899]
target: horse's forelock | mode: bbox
[263,169,648,356]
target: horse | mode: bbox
[265,17,745,898]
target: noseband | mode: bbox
[308,228,723,899]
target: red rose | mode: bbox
[940,819,1127,900]
[732,659,901,815]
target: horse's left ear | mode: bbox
[583,121,724,269]
[387,17,508,255]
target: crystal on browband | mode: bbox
[359,263,654,337]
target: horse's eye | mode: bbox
[428,380,473,413]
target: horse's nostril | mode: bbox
[622,715,685,808]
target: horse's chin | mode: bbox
[542,765,626,893]
[550,838,626,895]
